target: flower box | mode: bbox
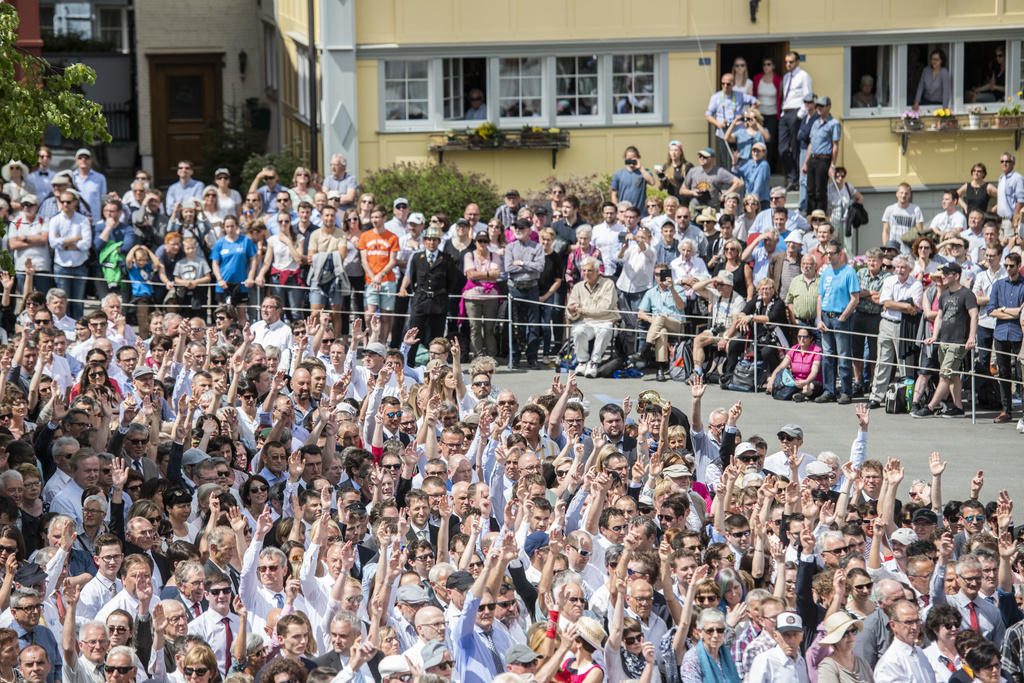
[995,115,1022,129]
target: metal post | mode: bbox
[306,0,318,171]
[971,348,977,425]
[507,290,514,370]
[752,321,759,390]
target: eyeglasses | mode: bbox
[823,545,849,555]
[472,381,491,387]
[15,604,41,612]
[477,602,496,612]
[704,626,726,634]
[183,667,209,677]
[258,565,282,573]
[34,318,51,324]
[718,553,735,563]
[107,624,130,633]
[566,596,587,605]
[250,484,268,493]
[415,553,435,562]
[381,462,402,471]
[0,544,17,554]
[730,530,751,538]
[963,515,985,523]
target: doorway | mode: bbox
[717,42,790,92]
[149,54,222,186]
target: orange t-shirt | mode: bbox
[358,229,400,283]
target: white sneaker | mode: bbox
[1017,417,1024,434]
[585,362,598,378]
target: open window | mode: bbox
[963,40,1007,109]
[847,45,895,117]
[443,58,487,125]
[906,42,952,111]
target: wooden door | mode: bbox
[149,54,222,186]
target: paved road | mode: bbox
[493,367,1024,503]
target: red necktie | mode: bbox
[222,617,233,675]
[55,591,66,621]
[941,656,956,673]
[968,602,980,631]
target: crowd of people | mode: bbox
[0,47,1022,682]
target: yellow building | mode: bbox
[273,1,1024,208]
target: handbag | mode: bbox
[728,359,757,392]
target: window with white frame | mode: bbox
[442,59,464,120]
[383,60,429,121]
[907,42,952,109]
[498,57,543,119]
[442,57,487,123]
[555,55,599,117]
[611,54,656,116]
[963,40,1007,109]
[98,8,125,52]
[848,46,894,114]
[296,45,310,120]
[263,24,279,94]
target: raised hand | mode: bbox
[111,457,129,491]
[402,327,420,347]
[622,396,632,417]
[928,452,947,477]
[62,577,81,606]
[256,504,274,537]
[691,374,706,399]
[855,402,869,430]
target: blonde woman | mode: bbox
[288,166,315,205]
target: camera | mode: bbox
[626,159,637,167]
[658,271,671,282]
[810,489,829,502]
[618,233,629,243]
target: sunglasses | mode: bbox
[106,665,134,675]
[386,411,403,419]
[704,626,726,634]
[624,634,643,645]
[477,602,496,612]
[208,587,232,596]
[183,668,209,677]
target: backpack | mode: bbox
[669,339,694,382]
[98,241,125,287]
[884,378,915,414]
[727,359,763,392]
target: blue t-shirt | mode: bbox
[611,167,648,215]
[126,264,154,298]
[733,127,765,163]
[211,235,257,291]
[818,263,860,314]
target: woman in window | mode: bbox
[969,45,1006,103]
[913,49,951,109]
[955,163,997,216]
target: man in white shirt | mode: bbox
[930,189,967,232]
[747,612,810,683]
[748,187,810,237]
[49,455,101,529]
[868,254,923,408]
[972,245,1006,372]
[762,424,815,481]
[590,202,627,275]
[881,183,925,254]
[48,190,92,319]
[239,507,307,621]
[779,51,813,189]
[46,288,77,340]
[96,554,155,622]
[251,294,294,369]
[996,152,1024,240]
[77,535,124,621]
[873,600,936,683]
[187,572,239,676]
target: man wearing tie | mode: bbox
[187,573,239,677]
[398,226,455,365]
[937,554,1005,646]
[453,545,512,683]
[77,534,125,621]
[204,527,241,595]
[10,587,61,683]
[779,51,813,191]
[405,491,439,547]
[172,561,208,621]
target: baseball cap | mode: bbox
[506,644,542,664]
[445,570,474,591]
[75,147,92,158]
[326,190,342,200]
[882,239,902,251]
[51,172,73,186]
[698,147,715,158]
[214,168,230,178]
[784,232,803,245]
[408,212,425,225]
[14,562,47,587]
[777,424,804,440]
[421,640,449,670]
[524,531,549,557]
[735,441,758,457]
[392,197,409,208]
[803,92,817,103]
[776,612,804,633]
[912,509,939,525]
[363,342,387,358]
[505,189,520,197]
[890,528,919,546]
[716,271,734,286]
[663,464,693,478]
[19,194,38,207]
[132,366,155,379]
[937,261,962,276]
[815,95,832,107]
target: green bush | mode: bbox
[526,173,612,225]
[361,162,501,222]
[241,148,308,194]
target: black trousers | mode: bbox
[779,109,801,183]
[407,298,447,366]
[995,338,1022,413]
[806,154,831,213]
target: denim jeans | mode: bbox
[820,311,853,396]
[54,263,87,319]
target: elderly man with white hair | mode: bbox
[101,293,137,349]
[566,257,620,378]
[323,154,357,210]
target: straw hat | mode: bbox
[818,611,863,645]
[695,207,718,224]
[574,616,607,650]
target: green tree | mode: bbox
[0,2,110,270]
[362,162,501,222]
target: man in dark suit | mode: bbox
[108,420,162,481]
[204,527,241,594]
[582,402,638,463]
[173,560,208,620]
[404,490,439,547]
[399,226,456,365]
[124,516,171,585]
[315,609,378,677]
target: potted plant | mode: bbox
[899,109,923,131]
[966,105,983,129]
[996,93,1023,129]
[470,121,500,147]
[934,108,958,130]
